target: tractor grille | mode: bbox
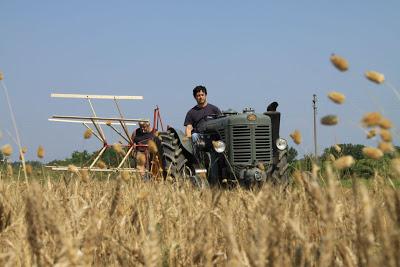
[255,125,272,162]
[218,129,226,142]
[232,125,251,163]
[231,124,272,165]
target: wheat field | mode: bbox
[1,55,400,266]
[0,170,399,267]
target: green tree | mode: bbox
[321,143,399,179]
[25,161,43,168]
[287,147,298,164]
[47,148,133,168]
[48,150,93,166]
[322,143,365,160]
[293,154,314,172]
[70,150,92,165]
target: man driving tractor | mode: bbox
[184,85,221,142]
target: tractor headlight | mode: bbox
[212,140,226,153]
[276,138,288,150]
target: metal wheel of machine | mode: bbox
[157,130,190,179]
[182,165,193,179]
[189,174,210,189]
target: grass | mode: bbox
[339,176,400,188]
[0,170,399,266]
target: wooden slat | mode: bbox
[48,118,137,126]
[51,93,143,100]
[46,166,140,172]
[51,115,149,123]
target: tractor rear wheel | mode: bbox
[157,130,191,179]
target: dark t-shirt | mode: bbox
[184,103,221,133]
[133,128,154,144]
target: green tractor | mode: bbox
[156,102,289,187]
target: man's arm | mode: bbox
[132,128,139,143]
[185,124,193,137]
[184,110,193,137]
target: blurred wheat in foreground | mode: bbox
[0,173,399,267]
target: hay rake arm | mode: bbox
[47,93,163,173]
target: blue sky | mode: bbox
[1,1,399,161]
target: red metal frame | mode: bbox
[79,105,165,170]
[152,105,164,133]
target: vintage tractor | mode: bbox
[156,102,289,187]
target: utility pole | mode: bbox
[312,94,318,158]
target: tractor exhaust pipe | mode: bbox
[264,102,281,156]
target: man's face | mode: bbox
[195,90,207,105]
[140,123,149,133]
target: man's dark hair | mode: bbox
[193,85,207,97]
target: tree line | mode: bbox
[1,143,398,179]
[288,144,399,178]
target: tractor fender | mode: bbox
[167,128,194,155]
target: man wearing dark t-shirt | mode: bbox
[184,85,221,141]
[133,121,154,152]
[132,121,154,180]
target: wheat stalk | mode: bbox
[0,75,28,183]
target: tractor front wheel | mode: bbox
[270,150,290,184]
